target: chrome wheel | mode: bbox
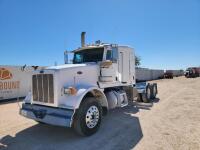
[85,106,99,129]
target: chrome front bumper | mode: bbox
[20,103,74,127]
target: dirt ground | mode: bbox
[0,77,200,150]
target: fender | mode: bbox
[59,85,108,110]
[23,86,108,110]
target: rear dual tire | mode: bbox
[140,84,157,103]
[142,85,151,103]
[151,84,157,99]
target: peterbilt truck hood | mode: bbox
[46,63,97,70]
[30,63,99,107]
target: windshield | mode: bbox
[73,48,104,64]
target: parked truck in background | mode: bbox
[164,70,174,79]
[20,32,158,136]
[164,70,184,79]
[185,67,200,78]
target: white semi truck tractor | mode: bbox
[20,32,157,136]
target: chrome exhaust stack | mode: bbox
[81,32,86,47]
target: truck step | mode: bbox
[121,102,128,107]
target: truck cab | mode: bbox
[71,44,135,87]
[185,67,200,78]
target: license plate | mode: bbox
[21,110,27,116]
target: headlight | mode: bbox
[64,87,77,95]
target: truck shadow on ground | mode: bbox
[132,98,160,110]
[0,99,159,150]
[0,98,23,105]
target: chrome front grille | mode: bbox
[32,74,54,104]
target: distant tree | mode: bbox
[135,55,141,67]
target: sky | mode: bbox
[0,0,199,70]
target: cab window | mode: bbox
[106,48,118,63]
[73,48,104,64]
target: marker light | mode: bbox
[64,87,77,95]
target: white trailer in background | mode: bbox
[20,32,158,136]
[168,70,184,77]
[164,70,184,79]
[0,66,43,101]
[136,68,164,82]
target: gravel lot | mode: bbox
[0,77,200,150]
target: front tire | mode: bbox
[73,97,102,136]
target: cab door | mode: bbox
[99,46,118,83]
[118,49,130,83]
